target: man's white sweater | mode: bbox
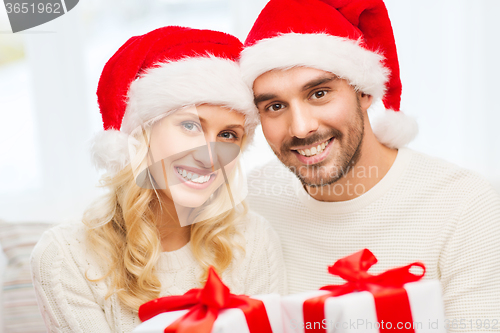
[247,147,500,331]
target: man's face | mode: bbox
[253,67,371,186]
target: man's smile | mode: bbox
[291,137,333,157]
[291,137,334,165]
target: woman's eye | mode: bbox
[181,121,201,132]
[267,103,285,112]
[219,132,238,140]
[311,90,327,100]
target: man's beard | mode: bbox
[272,102,365,187]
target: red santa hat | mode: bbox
[92,26,258,174]
[239,0,417,149]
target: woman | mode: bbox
[30,26,286,332]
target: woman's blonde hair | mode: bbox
[83,115,247,311]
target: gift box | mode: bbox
[133,267,283,333]
[281,249,446,333]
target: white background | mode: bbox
[0,0,499,223]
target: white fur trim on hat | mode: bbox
[241,33,417,148]
[368,102,418,149]
[240,33,390,100]
[123,56,259,138]
[92,56,259,173]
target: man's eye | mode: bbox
[181,121,201,132]
[267,103,285,112]
[311,90,327,100]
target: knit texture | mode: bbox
[247,148,500,332]
[30,211,286,333]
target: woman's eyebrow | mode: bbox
[200,119,244,131]
[223,124,245,130]
[170,110,201,121]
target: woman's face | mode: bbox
[147,104,246,208]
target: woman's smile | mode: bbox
[173,164,218,189]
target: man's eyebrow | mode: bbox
[301,75,337,92]
[254,93,278,106]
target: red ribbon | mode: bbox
[138,267,273,333]
[303,249,425,333]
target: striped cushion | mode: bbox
[0,221,54,333]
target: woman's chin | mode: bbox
[170,188,213,208]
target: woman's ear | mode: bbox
[358,91,373,112]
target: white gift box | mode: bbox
[281,280,446,333]
[133,293,283,333]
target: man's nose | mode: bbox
[288,101,319,138]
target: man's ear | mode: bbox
[358,91,373,112]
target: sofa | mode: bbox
[0,220,55,333]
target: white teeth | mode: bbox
[177,167,211,184]
[296,139,330,157]
[193,174,210,184]
[191,174,209,183]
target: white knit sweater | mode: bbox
[247,147,500,332]
[30,211,287,333]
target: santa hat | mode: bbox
[239,0,417,148]
[92,26,258,174]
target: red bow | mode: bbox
[138,267,273,333]
[304,249,425,333]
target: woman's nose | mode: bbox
[191,143,216,169]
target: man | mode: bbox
[239,0,500,328]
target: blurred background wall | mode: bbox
[0,0,499,223]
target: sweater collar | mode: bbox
[292,147,412,215]
[157,241,195,271]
